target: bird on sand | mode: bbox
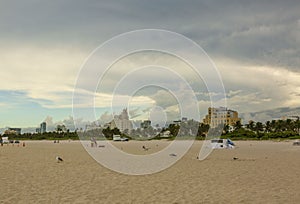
[56,156,63,163]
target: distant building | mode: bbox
[36,128,41,133]
[280,116,299,121]
[85,123,102,131]
[173,120,181,125]
[110,108,133,132]
[172,118,189,125]
[40,122,46,133]
[141,120,151,129]
[203,107,241,128]
[5,128,21,135]
[182,117,188,122]
[36,122,47,133]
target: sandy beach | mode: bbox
[1,140,300,203]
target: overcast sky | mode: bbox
[1,0,300,129]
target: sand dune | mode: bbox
[0,140,300,203]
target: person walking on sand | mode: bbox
[91,137,97,147]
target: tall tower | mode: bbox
[40,122,47,133]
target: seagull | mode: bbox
[56,156,63,163]
[142,145,149,151]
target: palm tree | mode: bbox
[197,123,209,137]
[292,118,300,134]
[255,122,264,133]
[286,119,293,131]
[270,120,276,132]
[222,124,230,135]
[265,121,271,133]
[275,120,284,132]
[234,121,242,131]
[246,120,255,131]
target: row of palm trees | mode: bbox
[243,119,300,134]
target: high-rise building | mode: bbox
[36,128,41,133]
[203,107,241,128]
[40,122,46,133]
[110,108,133,132]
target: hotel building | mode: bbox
[109,108,133,132]
[203,107,241,128]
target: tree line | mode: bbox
[221,119,300,140]
[3,132,79,141]
[2,118,300,140]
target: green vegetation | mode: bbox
[222,119,300,140]
[2,118,300,141]
[149,118,300,140]
[101,127,132,140]
[3,132,79,141]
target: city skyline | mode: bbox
[3,105,300,134]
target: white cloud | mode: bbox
[217,59,300,112]
[0,44,87,108]
[1,42,299,124]
[43,116,54,127]
[97,111,113,124]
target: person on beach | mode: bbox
[91,137,97,147]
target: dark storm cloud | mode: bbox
[2,0,299,70]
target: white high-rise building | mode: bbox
[110,108,133,132]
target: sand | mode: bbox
[1,140,300,203]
